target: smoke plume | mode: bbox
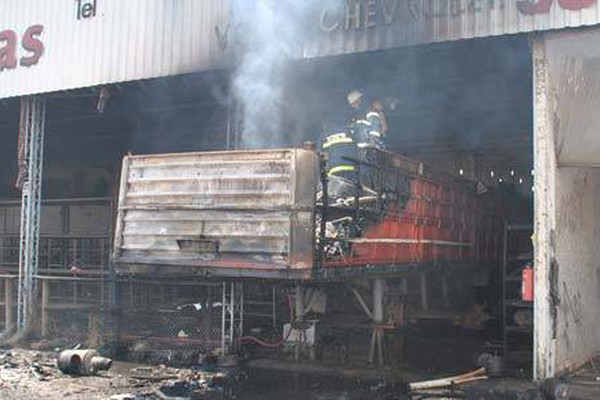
[231,0,336,149]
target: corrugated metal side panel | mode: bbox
[304,1,600,58]
[0,0,230,99]
[69,204,112,236]
[0,201,111,236]
[1,203,52,235]
[1,205,21,235]
[113,149,317,272]
[39,206,64,236]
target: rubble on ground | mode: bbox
[0,348,243,400]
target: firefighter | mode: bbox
[346,90,387,149]
[347,90,388,191]
[321,126,358,182]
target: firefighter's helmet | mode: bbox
[347,90,363,106]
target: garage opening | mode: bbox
[0,34,535,379]
[249,34,534,375]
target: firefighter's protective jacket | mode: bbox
[321,129,358,179]
[351,103,387,149]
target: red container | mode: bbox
[324,166,503,269]
[522,265,534,302]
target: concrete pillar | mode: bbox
[532,34,558,381]
[41,280,49,337]
[4,279,14,334]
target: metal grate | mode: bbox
[115,280,224,365]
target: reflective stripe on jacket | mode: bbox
[321,131,358,177]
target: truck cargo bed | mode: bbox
[113,149,318,279]
[113,148,500,280]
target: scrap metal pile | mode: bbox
[0,348,243,400]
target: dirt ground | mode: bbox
[0,348,401,400]
[0,348,239,400]
[2,347,599,400]
[564,360,600,400]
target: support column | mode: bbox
[295,285,305,322]
[532,35,557,381]
[401,278,408,296]
[221,283,226,354]
[16,96,46,335]
[221,282,244,355]
[41,280,49,337]
[373,279,384,323]
[5,279,14,334]
[370,278,386,367]
[442,273,450,307]
[204,286,213,350]
[420,272,429,311]
[294,285,305,361]
[272,285,277,329]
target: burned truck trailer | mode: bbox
[112,147,501,280]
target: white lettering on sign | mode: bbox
[320,0,597,32]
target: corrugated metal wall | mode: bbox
[2,1,600,98]
[0,199,111,236]
[304,0,600,58]
[0,0,230,99]
[113,150,318,276]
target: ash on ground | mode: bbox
[0,348,242,400]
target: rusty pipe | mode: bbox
[57,349,112,376]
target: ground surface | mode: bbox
[0,349,239,399]
[0,348,404,399]
[565,360,600,400]
[1,348,599,399]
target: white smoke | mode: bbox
[231,0,337,149]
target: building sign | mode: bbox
[518,0,594,15]
[319,0,596,32]
[0,25,44,71]
[305,0,600,57]
[75,0,99,20]
[0,0,230,100]
[319,0,505,32]
[0,0,599,97]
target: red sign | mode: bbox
[518,0,596,15]
[0,25,45,71]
